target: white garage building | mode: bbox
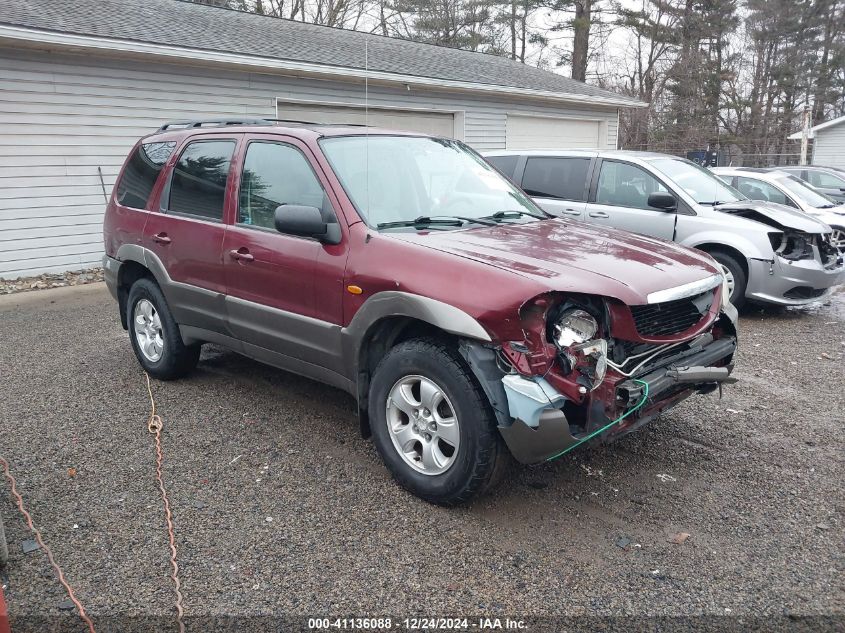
[788,114,845,170]
[0,0,643,278]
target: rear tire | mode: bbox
[708,250,747,310]
[368,338,506,505]
[127,278,200,380]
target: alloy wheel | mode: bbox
[719,264,735,298]
[831,228,845,254]
[134,298,164,362]
[385,375,460,475]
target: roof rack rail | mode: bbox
[156,118,376,133]
[157,118,274,132]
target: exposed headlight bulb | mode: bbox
[552,309,607,392]
[553,309,598,348]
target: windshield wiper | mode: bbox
[485,209,549,221]
[818,204,837,209]
[376,215,496,230]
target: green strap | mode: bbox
[546,379,650,462]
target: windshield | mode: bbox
[776,174,839,208]
[649,158,745,205]
[319,136,543,228]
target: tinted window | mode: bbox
[486,155,518,179]
[736,177,791,206]
[522,157,590,201]
[808,170,845,188]
[239,142,330,229]
[115,141,175,209]
[595,161,667,209]
[168,140,235,221]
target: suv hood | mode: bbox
[393,219,720,306]
[714,200,831,233]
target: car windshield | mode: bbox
[776,174,839,208]
[649,158,745,205]
[319,135,544,228]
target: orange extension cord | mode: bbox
[0,457,96,633]
[0,372,186,633]
[144,372,186,633]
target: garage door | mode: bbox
[278,103,456,137]
[506,115,601,149]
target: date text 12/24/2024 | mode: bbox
[308,618,528,630]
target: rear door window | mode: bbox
[166,140,236,221]
[522,157,590,201]
[115,141,175,209]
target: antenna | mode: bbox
[365,37,369,220]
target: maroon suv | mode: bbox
[103,119,738,504]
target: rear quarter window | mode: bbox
[486,155,519,180]
[115,141,176,209]
[522,157,590,201]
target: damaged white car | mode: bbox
[485,150,845,308]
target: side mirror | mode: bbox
[648,191,677,211]
[274,205,340,244]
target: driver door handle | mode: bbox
[562,208,581,216]
[152,232,171,244]
[588,211,609,219]
[229,248,254,263]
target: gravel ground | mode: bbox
[0,283,842,632]
[0,268,105,294]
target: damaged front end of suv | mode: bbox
[462,275,738,464]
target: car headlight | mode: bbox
[721,272,731,308]
[553,309,598,347]
[552,309,607,392]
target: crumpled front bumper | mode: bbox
[497,335,737,464]
[746,253,845,305]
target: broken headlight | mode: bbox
[553,309,598,347]
[769,231,815,261]
[552,309,607,391]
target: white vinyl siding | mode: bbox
[812,124,845,170]
[0,47,620,278]
[278,102,457,138]
[506,114,602,149]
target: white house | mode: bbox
[0,0,644,278]
[788,114,845,171]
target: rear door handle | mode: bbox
[229,248,254,263]
[152,232,171,244]
[588,211,609,219]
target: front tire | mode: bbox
[127,278,200,380]
[709,250,747,310]
[368,338,506,505]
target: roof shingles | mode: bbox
[0,0,642,106]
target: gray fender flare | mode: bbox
[342,291,493,435]
[115,244,172,286]
[342,290,491,377]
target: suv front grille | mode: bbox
[630,291,713,337]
